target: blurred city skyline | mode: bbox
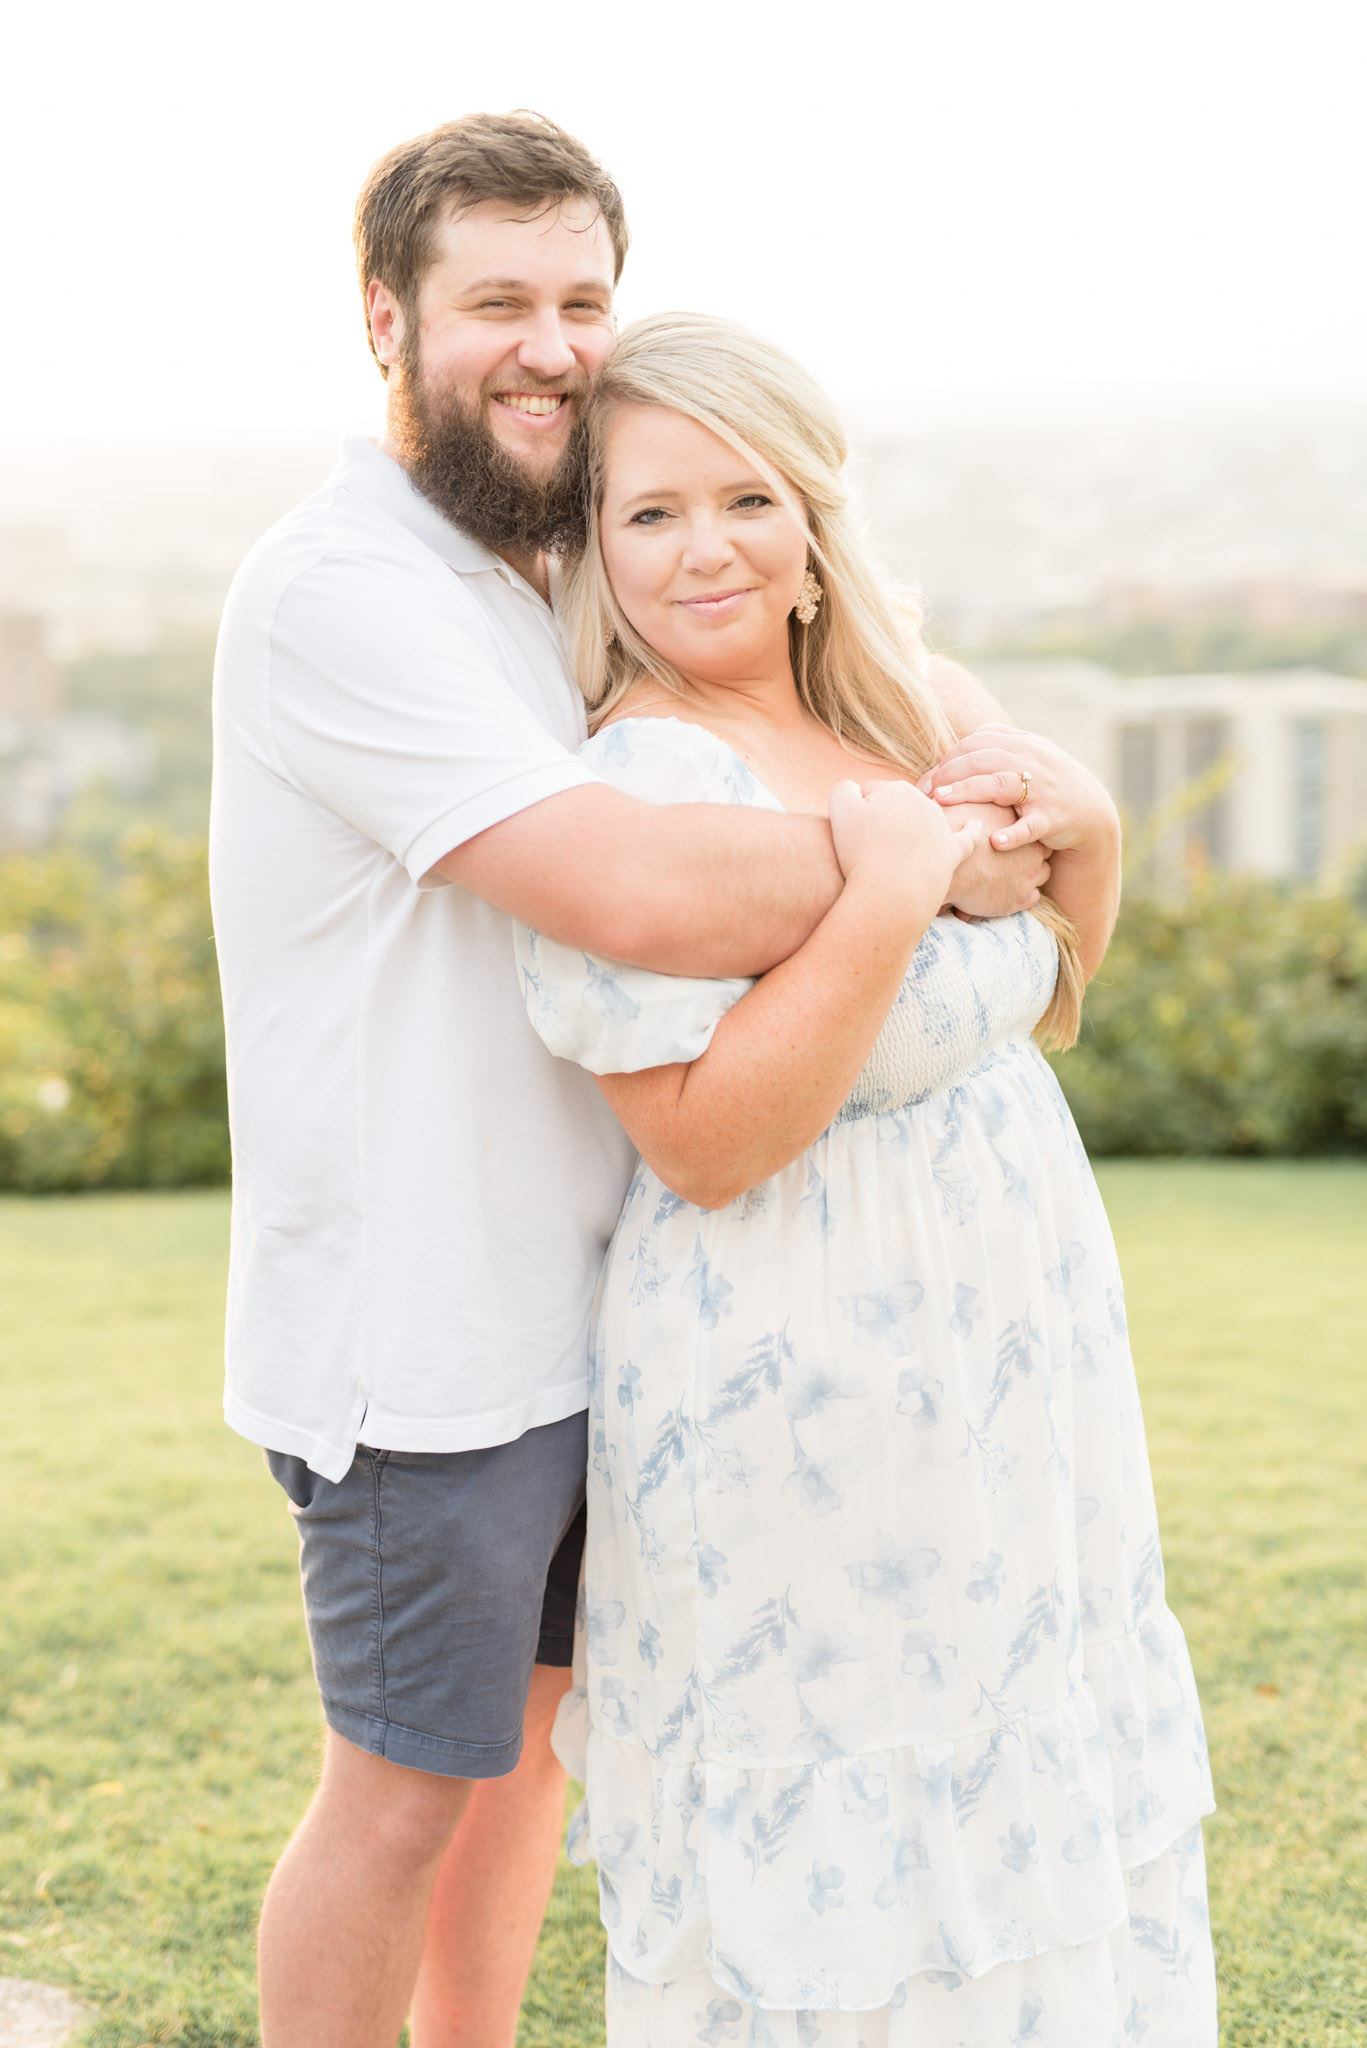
[3,407,1365,656]
[7,0,1367,447]
[6,0,1366,867]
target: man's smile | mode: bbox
[494,392,568,424]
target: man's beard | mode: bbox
[390,342,590,559]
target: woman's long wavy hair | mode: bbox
[559,313,1082,1050]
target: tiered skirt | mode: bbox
[557,1041,1218,2044]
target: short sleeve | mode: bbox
[267,547,598,887]
[513,719,778,1075]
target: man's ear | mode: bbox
[367,279,404,378]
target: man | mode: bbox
[210,112,1053,2048]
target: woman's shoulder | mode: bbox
[582,714,783,811]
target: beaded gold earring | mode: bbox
[794,569,823,625]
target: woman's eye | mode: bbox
[629,507,669,526]
[733,494,772,511]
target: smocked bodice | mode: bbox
[836,906,1059,1121]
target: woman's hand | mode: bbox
[918,724,1118,853]
[829,778,982,921]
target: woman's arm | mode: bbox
[596,781,979,1211]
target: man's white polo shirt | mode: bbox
[210,438,636,1481]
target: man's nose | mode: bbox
[516,308,579,379]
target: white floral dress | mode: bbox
[515,717,1217,2048]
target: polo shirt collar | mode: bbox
[333,437,525,586]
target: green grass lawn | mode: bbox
[1,1164,1363,2045]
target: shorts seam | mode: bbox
[320,1699,525,1779]
[324,1703,523,1752]
[369,1449,387,1722]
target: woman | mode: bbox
[516,315,1216,2046]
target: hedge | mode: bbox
[0,832,228,1190]
[2,836,1365,1191]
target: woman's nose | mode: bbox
[681,515,733,574]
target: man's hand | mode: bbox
[922,725,1122,977]
[920,724,1118,853]
[940,800,1051,918]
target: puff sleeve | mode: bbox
[514,719,781,1075]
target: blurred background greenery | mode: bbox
[3,630,1367,1192]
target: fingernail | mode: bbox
[938,784,954,799]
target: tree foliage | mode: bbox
[60,632,217,854]
[0,830,227,1190]
[2,834,1366,1190]
[1051,877,1367,1154]
[959,613,1367,680]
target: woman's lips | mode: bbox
[675,588,754,620]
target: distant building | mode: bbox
[0,607,150,848]
[0,608,61,719]
[976,661,1367,887]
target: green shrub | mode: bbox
[3,836,1366,1186]
[0,830,228,1190]
[1052,877,1367,1154]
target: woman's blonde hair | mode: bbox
[559,313,1082,1050]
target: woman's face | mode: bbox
[598,404,809,685]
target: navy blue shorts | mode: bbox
[266,1409,586,1779]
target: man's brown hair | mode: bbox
[354,111,629,377]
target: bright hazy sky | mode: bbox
[8,0,1365,445]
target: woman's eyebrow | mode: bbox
[616,486,682,509]
[617,477,770,510]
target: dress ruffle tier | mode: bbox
[603,1822,1214,2048]
[555,1604,1212,2011]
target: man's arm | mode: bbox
[261,550,843,981]
[440,656,1035,971]
[435,783,844,979]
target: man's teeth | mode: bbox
[498,394,564,415]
